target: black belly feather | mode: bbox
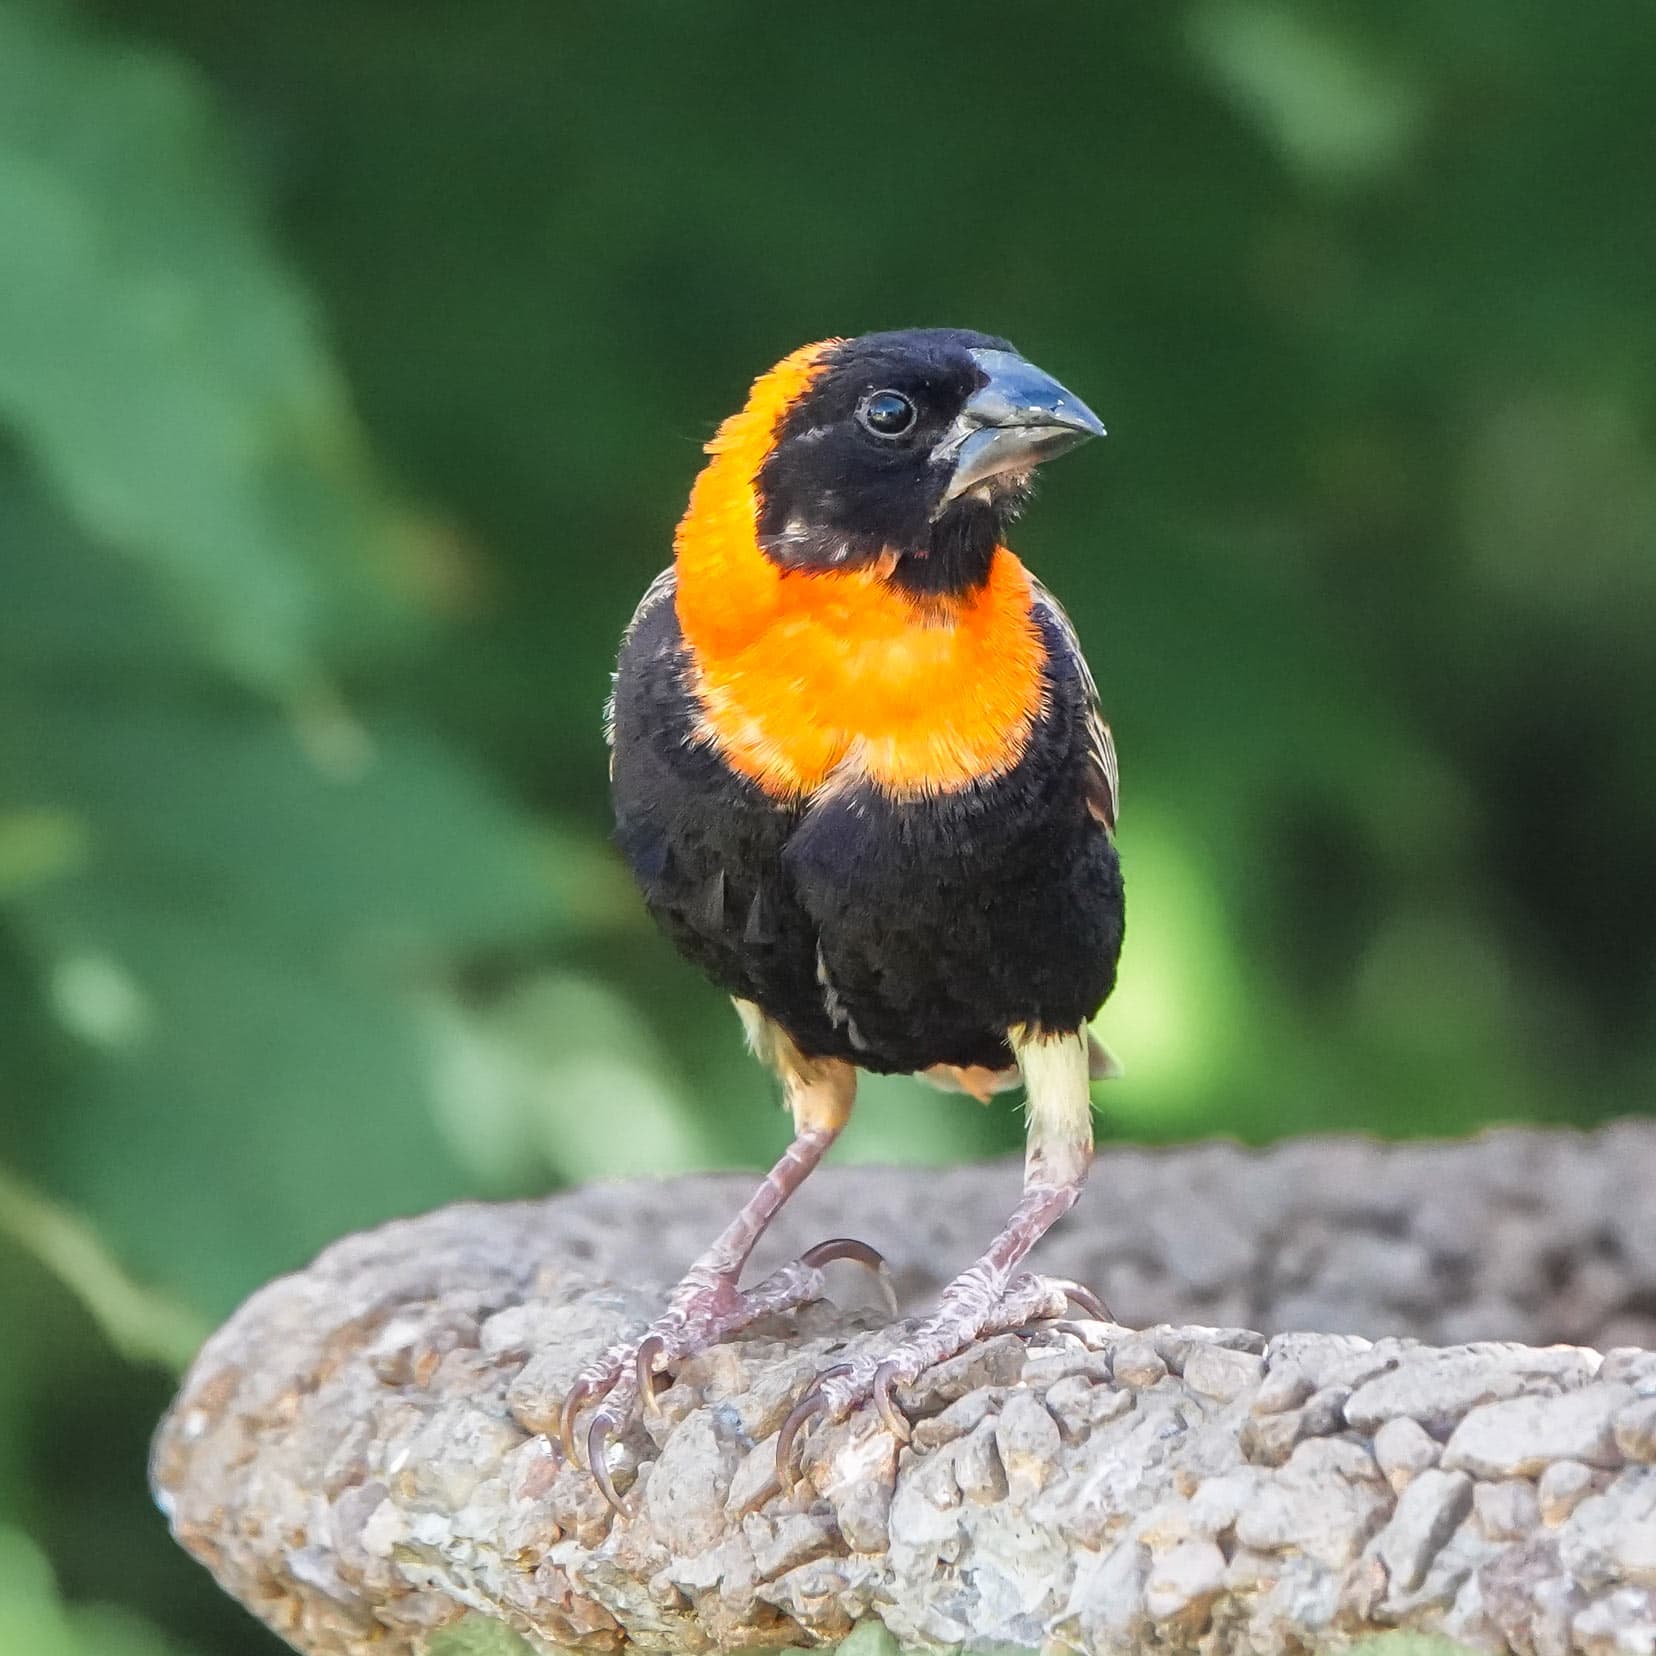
[609,587,1124,1074]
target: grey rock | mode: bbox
[1374,1416,1442,1492]
[1241,1383,1351,1467]
[1250,1361,1315,1417]
[909,1387,999,1451]
[1435,1298,1541,1348]
[1232,1443,1389,1569]
[1612,1523,1656,1589]
[1185,1470,1264,1538]
[724,1439,779,1520]
[1570,1589,1656,1654]
[1183,1344,1265,1402]
[744,1512,841,1582]
[826,1444,897,1556]
[1374,1468,1473,1592]
[953,1416,1008,1505]
[1596,1315,1656,1356]
[1043,1372,1100,1440]
[1110,1337,1168,1388]
[1019,1348,1112,1390]
[1598,1349,1645,1383]
[1556,1478,1656,1594]
[1317,1230,1438,1311]
[1474,1477,1541,1541]
[993,1391,1060,1497]
[1346,1345,1598,1438]
[1614,1396,1656,1462]
[1600,1348,1656,1389]
[1142,1538,1227,1620]
[643,1410,742,1556]
[1152,1325,1267,1372]
[1537,1458,1599,1526]
[1443,1385,1634,1478]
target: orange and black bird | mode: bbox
[566,329,1122,1504]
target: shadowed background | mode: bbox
[1,1,1653,1650]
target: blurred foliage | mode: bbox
[1,0,1653,1650]
[428,1619,537,1656]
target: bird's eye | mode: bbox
[858,390,917,439]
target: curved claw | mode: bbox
[558,1373,614,1466]
[775,1394,831,1494]
[586,1413,631,1517]
[871,1361,913,1444]
[775,1362,853,1492]
[1050,1278,1114,1323]
[800,1236,885,1271]
[634,1333,669,1418]
[800,1237,899,1315]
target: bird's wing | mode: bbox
[1029,576,1118,832]
[605,566,679,755]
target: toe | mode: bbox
[871,1361,914,1443]
[558,1370,619,1465]
[586,1410,634,1516]
[1045,1276,1113,1322]
[775,1362,856,1490]
[633,1333,670,1417]
[799,1236,899,1314]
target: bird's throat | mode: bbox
[676,505,1045,804]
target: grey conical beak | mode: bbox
[934,348,1106,509]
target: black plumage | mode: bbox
[609,582,1123,1075]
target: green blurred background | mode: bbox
[2,0,1654,1648]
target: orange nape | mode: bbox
[672,340,1049,801]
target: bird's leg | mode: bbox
[560,1029,865,1510]
[779,1026,1104,1479]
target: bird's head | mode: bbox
[689,329,1104,600]
[670,330,1104,796]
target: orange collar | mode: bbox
[672,341,1047,801]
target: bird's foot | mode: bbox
[776,1267,1109,1487]
[558,1237,892,1513]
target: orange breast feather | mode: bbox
[672,342,1047,801]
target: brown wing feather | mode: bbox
[1030,578,1119,832]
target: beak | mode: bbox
[934,348,1106,510]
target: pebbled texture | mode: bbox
[154,1123,1656,1654]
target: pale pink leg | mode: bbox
[560,1019,861,1511]
[778,1026,1105,1481]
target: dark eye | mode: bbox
[858,390,917,438]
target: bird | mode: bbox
[565,328,1123,1509]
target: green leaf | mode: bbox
[425,972,716,1192]
[1188,3,1427,187]
[0,1526,203,1656]
[0,474,563,1314]
[0,1,417,696]
[831,1622,903,1656]
[427,1617,538,1656]
[0,1165,206,1371]
[0,810,88,898]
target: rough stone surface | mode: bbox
[1442,1385,1632,1478]
[1616,1396,1656,1462]
[1539,1459,1602,1527]
[1374,1415,1442,1492]
[152,1123,1656,1654]
[1374,1468,1473,1591]
[1475,1477,1543,1541]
